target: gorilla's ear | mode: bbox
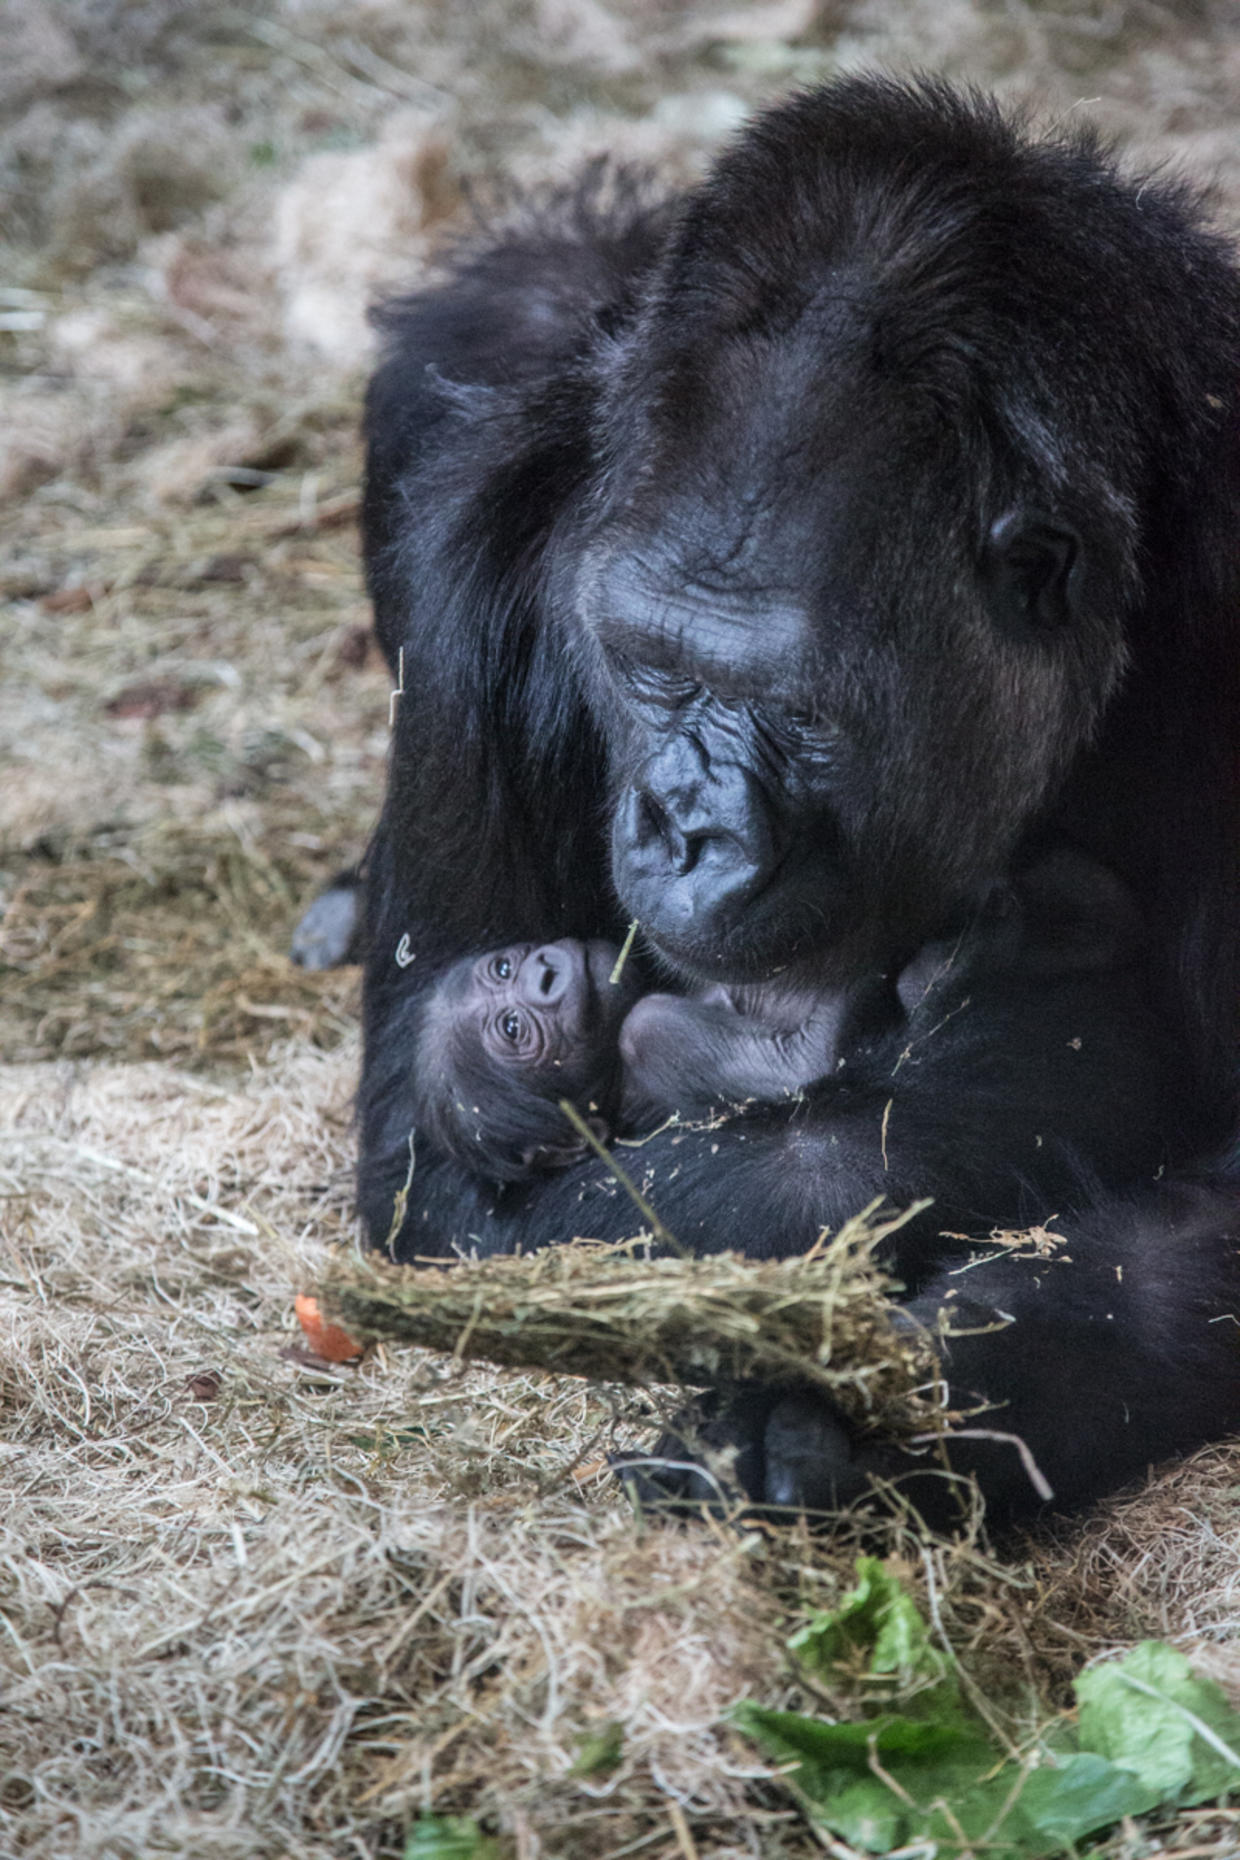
[983,510,1082,633]
[522,1113,611,1172]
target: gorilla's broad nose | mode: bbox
[614,738,778,952]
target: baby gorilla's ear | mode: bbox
[521,1112,610,1172]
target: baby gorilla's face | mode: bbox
[445,938,640,1089]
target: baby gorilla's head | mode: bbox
[411,939,641,1181]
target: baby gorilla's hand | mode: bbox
[619,989,845,1114]
[618,991,735,1111]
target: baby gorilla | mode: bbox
[411,939,876,1182]
[410,850,1144,1185]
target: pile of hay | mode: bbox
[1,457,381,1068]
[0,1041,831,1858]
[321,1209,940,1433]
[8,1039,1240,1859]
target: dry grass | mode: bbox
[0,1044,832,1858]
[1,463,381,1067]
[320,1213,941,1433]
[0,816,359,1065]
[7,3,1240,1856]
[7,1034,1240,1859]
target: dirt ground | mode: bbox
[5,3,1240,1856]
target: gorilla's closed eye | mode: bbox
[607,645,701,709]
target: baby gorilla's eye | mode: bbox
[492,955,513,981]
[501,1010,523,1042]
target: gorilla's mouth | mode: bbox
[637,879,860,988]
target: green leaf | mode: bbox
[403,1816,500,1860]
[790,1555,963,1720]
[733,1702,989,1767]
[1076,1640,1240,1806]
[742,1566,1240,1859]
[791,1557,933,1677]
[568,1720,624,1777]
[734,1701,999,1853]
[1008,1752,1164,1842]
[736,1703,1160,1858]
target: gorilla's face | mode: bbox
[440,938,639,1084]
[578,305,1131,986]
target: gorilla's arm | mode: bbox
[616,982,870,1115]
[366,910,1185,1257]
[367,894,1240,1521]
[895,1183,1240,1521]
[357,199,676,1239]
[681,1181,1240,1531]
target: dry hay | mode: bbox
[7,1040,1240,1858]
[0,1041,823,1859]
[320,1211,940,1431]
[0,815,359,1067]
[1028,1449,1240,1677]
[1,462,384,1070]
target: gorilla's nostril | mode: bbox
[634,791,665,846]
[636,791,691,869]
[674,834,702,878]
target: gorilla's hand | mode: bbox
[612,1384,867,1517]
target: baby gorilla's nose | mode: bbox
[523,943,574,1005]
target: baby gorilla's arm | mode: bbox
[618,985,854,1117]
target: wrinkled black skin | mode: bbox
[358,77,1240,1528]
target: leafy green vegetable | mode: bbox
[735,1560,1240,1857]
[790,1555,959,1707]
[404,1816,501,1860]
[734,1698,1155,1856]
[568,1720,625,1778]
[732,1700,1003,1854]
[1077,1639,1240,1806]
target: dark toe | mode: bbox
[610,1395,768,1512]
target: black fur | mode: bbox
[357,76,1240,1525]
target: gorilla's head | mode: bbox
[571,82,1170,985]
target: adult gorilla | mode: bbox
[358,76,1240,1525]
